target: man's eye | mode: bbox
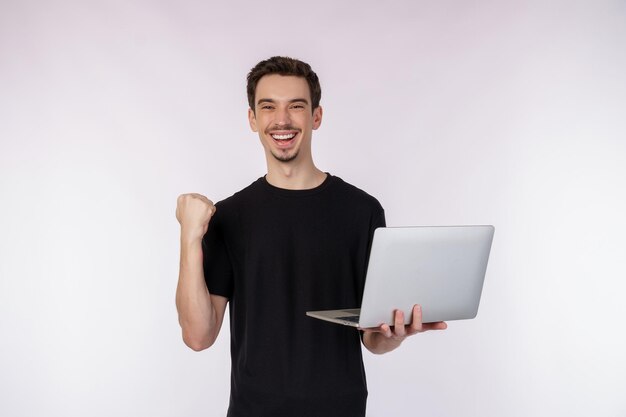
[291,105,305,109]
[261,105,274,110]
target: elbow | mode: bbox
[182,332,215,352]
[186,341,212,352]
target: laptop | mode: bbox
[306,225,495,328]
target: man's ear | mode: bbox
[248,108,258,132]
[312,106,323,130]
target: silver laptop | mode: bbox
[306,225,495,328]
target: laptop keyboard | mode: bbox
[337,316,360,323]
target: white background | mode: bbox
[1,1,625,416]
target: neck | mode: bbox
[265,158,327,190]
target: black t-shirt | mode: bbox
[202,174,386,417]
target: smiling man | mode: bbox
[175,56,446,417]
[248,72,325,187]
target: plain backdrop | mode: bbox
[1,1,625,416]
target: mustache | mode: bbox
[265,125,301,133]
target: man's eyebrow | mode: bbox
[256,98,310,105]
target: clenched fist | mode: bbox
[176,193,216,241]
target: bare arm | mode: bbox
[175,193,228,351]
[361,305,447,355]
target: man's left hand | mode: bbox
[360,304,447,354]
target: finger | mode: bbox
[191,193,213,206]
[358,325,382,333]
[198,196,216,216]
[360,325,390,335]
[392,310,406,338]
[380,324,393,338]
[188,194,216,216]
[408,304,423,334]
[422,321,447,331]
[201,195,214,206]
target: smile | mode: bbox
[271,133,297,140]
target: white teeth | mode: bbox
[271,133,296,140]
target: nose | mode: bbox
[274,106,291,126]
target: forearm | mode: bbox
[362,331,403,355]
[175,236,217,351]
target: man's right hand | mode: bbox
[176,193,216,241]
[175,193,227,351]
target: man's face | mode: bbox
[248,74,322,163]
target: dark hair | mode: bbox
[246,56,321,112]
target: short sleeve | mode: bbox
[372,206,386,230]
[202,207,234,298]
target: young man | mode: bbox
[175,56,446,417]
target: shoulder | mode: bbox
[329,175,384,212]
[214,177,264,210]
[208,178,265,226]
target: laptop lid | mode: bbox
[355,225,495,328]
